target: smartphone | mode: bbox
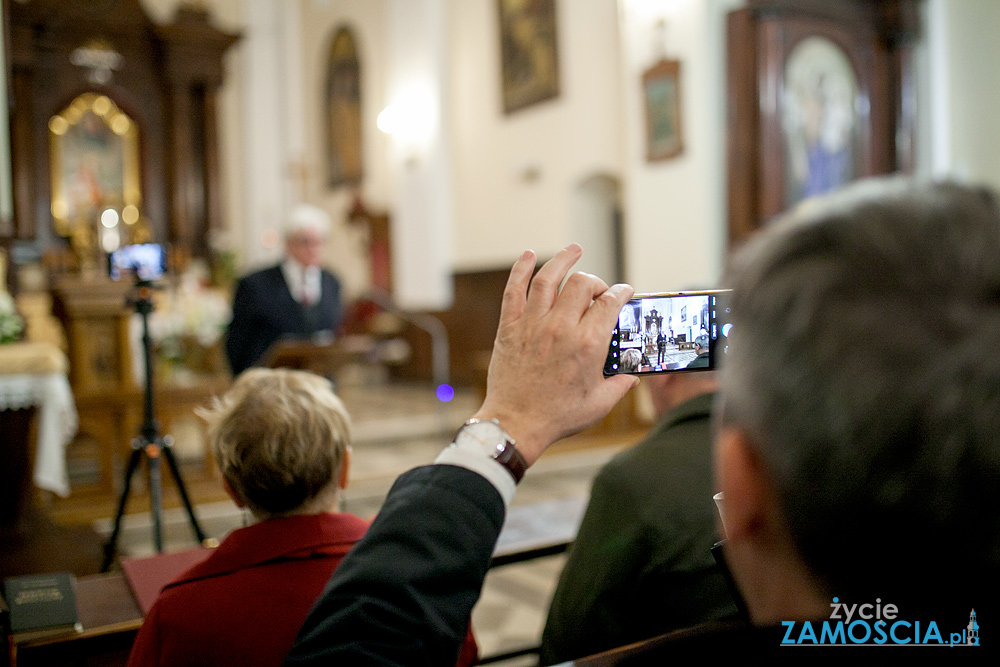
[109,243,167,282]
[604,289,732,376]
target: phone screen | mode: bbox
[604,290,732,376]
[109,244,167,282]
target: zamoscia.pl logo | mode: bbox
[781,599,980,647]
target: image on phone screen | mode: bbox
[109,243,167,282]
[604,289,732,376]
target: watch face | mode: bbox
[455,420,507,456]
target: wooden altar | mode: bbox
[4,0,240,524]
[46,277,231,524]
[6,0,239,258]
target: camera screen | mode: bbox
[605,290,731,376]
[109,244,166,281]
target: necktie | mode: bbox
[301,273,313,307]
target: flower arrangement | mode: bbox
[0,292,25,344]
[147,268,231,379]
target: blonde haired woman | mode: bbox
[128,369,477,667]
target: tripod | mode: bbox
[101,280,207,572]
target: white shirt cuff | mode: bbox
[434,446,517,508]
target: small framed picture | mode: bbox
[497,0,560,114]
[642,59,683,162]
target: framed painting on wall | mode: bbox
[782,36,861,206]
[497,0,560,114]
[642,58,684,162]
[326,26,363,188]
[725,0,920,245]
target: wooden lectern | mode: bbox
[259,339,355,379]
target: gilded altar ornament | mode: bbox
[49,93,141,273]
[70,39,123,86]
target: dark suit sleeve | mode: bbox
[225,278,255,375]
[285,465,505,667]
[321,271,342,333]
[539,465,648,665]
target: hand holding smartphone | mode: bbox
[604,289,732,376]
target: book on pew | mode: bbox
[121,547,213,615]
[1,572,82,641]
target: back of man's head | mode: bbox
[719,178,1000,614]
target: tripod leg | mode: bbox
[101,445,144,572]
[147,445,164,554]
[161,442,208,544]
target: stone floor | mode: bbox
[96,380,643,665]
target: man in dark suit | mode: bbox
[685,334,711,369]
[225,204,343,375]
[539,372,737,664]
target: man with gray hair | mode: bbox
[715,179,999,632]
[225,204,343,374]
[685,333,711,369]
[285,179,998,663]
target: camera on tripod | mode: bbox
[108,243,167,284]
[101,242,208,571]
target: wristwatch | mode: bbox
[451,418,527,483]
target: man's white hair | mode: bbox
[285,203,332,239]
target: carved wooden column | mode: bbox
[157,6,239,261]
[9,21,37,240]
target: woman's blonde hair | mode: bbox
[198,368,351,519]
[621,347,642,372]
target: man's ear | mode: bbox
[222,477,245,509]
[716,427,771,542]
[338,446,352,490]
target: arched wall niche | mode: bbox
[325,25,363,189]
[569,172,624,285]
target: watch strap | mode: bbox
[453,418,527,484]
[492,435,527,483]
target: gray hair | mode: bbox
[199,368,351,519]
[621,347,642,372]
[719,178,1000,609]
[285,203,332,239]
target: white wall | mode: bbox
[134,0,1000,304]
[448,0,624,272]
[381,0,454,309]
[617,0,741,293]
[923,0,1000,190]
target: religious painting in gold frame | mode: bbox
[781,36,861,208]
[497,0,560,114]
[49,93,142,265]
[325,26,363,188]
[642,58,683,162]
[724,1,920,246]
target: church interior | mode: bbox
[1,0,999,664]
